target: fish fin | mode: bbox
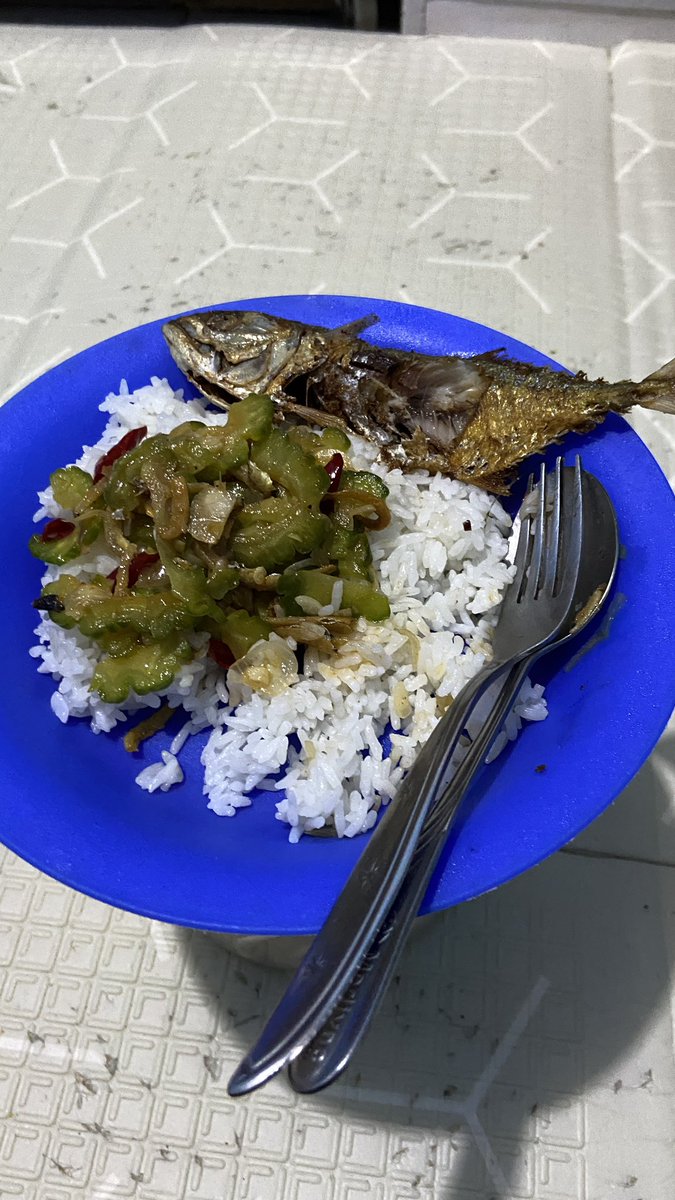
[334,315,379,338]
[279,398,351,432]
[637,357,675,414]
[641,395,675,415]
[645,356,675,383]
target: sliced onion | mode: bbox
[232,461,274,496]
[143,463,189,540]
[188,485,237,544]
[228,635,298,697]
[333,489,391,531]
[238,566,281,590]
[269,613,356,647]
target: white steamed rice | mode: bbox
[30,377,547,841]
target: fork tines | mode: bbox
[515,456,582,602]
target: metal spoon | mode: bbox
[228,458,585,1098]
[288,467,619,1093]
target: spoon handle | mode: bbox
[288,659,530,1094]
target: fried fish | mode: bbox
[163,310,675,493]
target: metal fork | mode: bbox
[228,456,584,1098]
[289,463,618,1093]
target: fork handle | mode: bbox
[227,657,508,1097]
[288,659,530,1094]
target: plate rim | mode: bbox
[2,293,675,934]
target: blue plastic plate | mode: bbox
[2,295,674,934]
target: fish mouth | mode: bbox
[162,320,235,405]
[161,319,180,351]
[162,319,195,374]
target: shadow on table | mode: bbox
[178,753,674,1199]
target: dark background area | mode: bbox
[0,0,401,28]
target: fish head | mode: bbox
[163,310,332,405]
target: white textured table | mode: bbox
[0,23,673,1200]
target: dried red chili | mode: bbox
[40,518,75,543]
[208,638,235,670]
[108,550,160,592]
[324,453,344,492]
[93,426,147,483]
[320,453,344,514]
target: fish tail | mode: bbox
[638,357,675,414]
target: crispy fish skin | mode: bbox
[163,311,675,493]
[431,354,675,492]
